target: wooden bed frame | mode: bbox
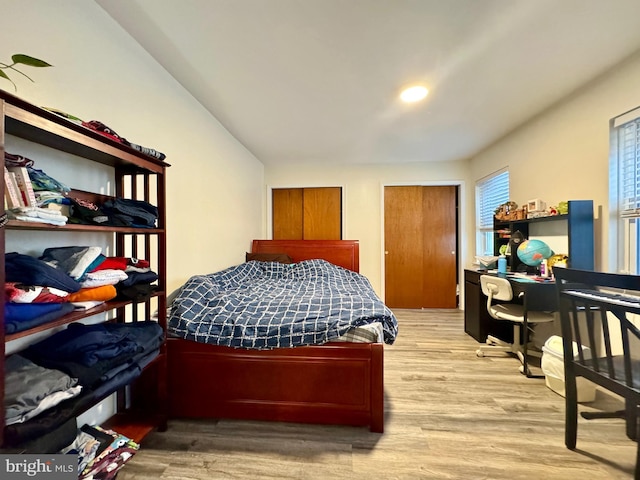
[166,239,385,432]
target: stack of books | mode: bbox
[4,166,36,209]
[3,166,68,226]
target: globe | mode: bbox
[517,239,553,266]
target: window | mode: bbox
[476,169,509,256]
[610,106,640,274]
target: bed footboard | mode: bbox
[167,338,384,433]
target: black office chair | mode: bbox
[554,267,640,479]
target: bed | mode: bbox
[165,239,395,432]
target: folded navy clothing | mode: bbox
[4,303,75,334]
[25,321,164,367]
[102,198,158,228]
[119,270,158,288]
[119,321,164,352]
[23,325,163,387]
[5,252,82,292]
[100,358,138,384]
[136,347,160,370]
[23,348,139,388]
[87,363,142,402]
[25,323,137,366]
[115,283,158,302]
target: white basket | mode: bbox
[541,335,597,403]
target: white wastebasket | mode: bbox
[540,335,597,403]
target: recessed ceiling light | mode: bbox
[400,85,428,103]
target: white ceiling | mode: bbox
[96,0,640,167]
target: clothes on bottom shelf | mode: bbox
[4,354,81,426]
[3,321,164,450]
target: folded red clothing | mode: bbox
[5,283,70,303]
[92,256,150,272]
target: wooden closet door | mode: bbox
[272,187,341,240]
[384,185,457,308]
[384,186,425,308]
[303,187,341,240]
[422,186,457,307]
[273,188,303,240]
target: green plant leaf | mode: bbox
[11,54,52,68]
[0,69,18,91]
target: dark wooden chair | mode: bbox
[554,267,640,479]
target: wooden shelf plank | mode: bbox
[102,414,165,444]
[6,219,165,234]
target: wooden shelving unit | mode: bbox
[0,89,169,450]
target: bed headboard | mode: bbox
[251,240,360,272]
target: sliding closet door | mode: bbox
[384,186,425,308]
[384,185,457,308]
[272,187,341,240]
[302,187,341,239]
[273,188,304,239]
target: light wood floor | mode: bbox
[120,309,636,479]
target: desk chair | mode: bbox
[555,267,640,479]
[477,275,555,375]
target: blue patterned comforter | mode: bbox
[167,259,398,349]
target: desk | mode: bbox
[464,270,557,340]
[505,273,557,311]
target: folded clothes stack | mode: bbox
[4,321,164,451]
[65,196,158,228]
[4,354,82,426]
[4,247,158,334]
[7,206,68,226]
[4,150,159,228]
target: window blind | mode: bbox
[617,117,640,217]
[477,170,509,229]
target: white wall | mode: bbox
[468,50,640,272]
[265,160,472,297]
[0,0,264,295]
